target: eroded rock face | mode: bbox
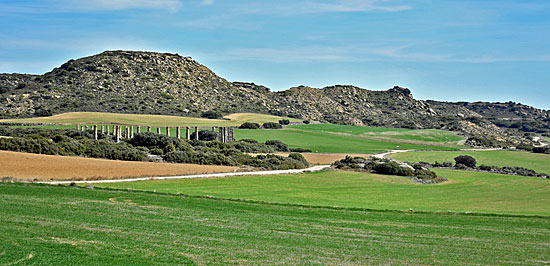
[1,50,547,145]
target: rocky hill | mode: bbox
[1,50,548,146]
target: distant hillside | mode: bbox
[1,50,548,146]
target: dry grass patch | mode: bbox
[0,151,236,181]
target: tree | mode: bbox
[190,130,218,141]
[262,122,282,129]
[201,110,223,119]
[239,122,260,129]
[454,155,476,168]
[278,119,290,125]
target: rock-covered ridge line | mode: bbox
[1,50,548,146]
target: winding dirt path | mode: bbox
[39,164,331,185]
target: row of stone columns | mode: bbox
[75,124,235,143]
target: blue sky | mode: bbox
[1,0,549,109]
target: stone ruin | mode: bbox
[75,124,235,143]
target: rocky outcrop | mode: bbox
[1,50,547,145]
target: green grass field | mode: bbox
[389,150,550,174]
[289,124,464,144]
[0,112,300,127]
[1,183,549,265]
[235,128,460,154]
[98,169,550,216]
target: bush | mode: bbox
[454,155,476,168]
[265,140,289,152]
[262,122,282,129]
[533,147,550,154]
[288,153,309,166]
[229,140,276,153]
[201,111,223,119]
[130,132,189,153]
[278,119,290,125]
[239,122,260,129]
[290,148,312,153]
[373,161,414,176]
[190,130,218,141]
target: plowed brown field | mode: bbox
[0,151,237,181]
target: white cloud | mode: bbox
[206,45,550,64]
[58,0,183,12]
[200,0,214,6]
[241,0,412,15]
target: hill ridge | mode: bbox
[1,50,548,145]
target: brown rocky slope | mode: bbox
[1,50,548,146]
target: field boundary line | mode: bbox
[37,165,331,185]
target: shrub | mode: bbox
[533,147,550,154]
[230,140,276,153]
[278,119,290,125]
[289,148,312,153]
[265,140,289,152]
[130,132,189,153]
[303,120,311,124]
[454,155,476,168]
[201,111,223,119]
[262,122,282,129]
[373,162,414,176]
[288,153,309,166]
[190,130,218,141]
[239,122,260,129]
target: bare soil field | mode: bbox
[0,151,237,181]
[251,153,369,165]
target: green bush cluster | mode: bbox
[333,156,441,181]
[201,111,223,119]
[0,136,146,161]
[239,122,260,129]
[278,119,290,125]
[533,147,550,154]
[454,155,476,168]
[0,128,309,170]
[262,122,282,129]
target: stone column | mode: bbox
[194,127,199,140]
[81,125,85,132]
[137,126,141,134]
[126,127,130,139]
[76,124,79,131]
[115,126,120,142]
[106,125,110,136]
[101,125,105,135]
[185,127,190,140]
[85,125,89,130]
[157,127,161,134]
[176,126,181,139]
[166,127,170,137]
[147,126,151,133]
[227,127,234,142]
[212,126,216,132]
[94,125,98,140]
[219,127,225,143]
[130,126,134,138]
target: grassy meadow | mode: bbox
[1,183,550,265]
[97,169,550,216]
[0,112,300,127]
[235,128,460,154]
[389,150,550,174]
[289,123,464,144]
